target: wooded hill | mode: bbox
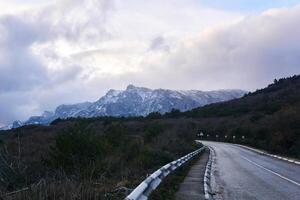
[181,74,300,157]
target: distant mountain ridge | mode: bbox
[2,85,246,129]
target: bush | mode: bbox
[0,147,26,191]
[46,122,105,175]
[136,148,172,169]
[144,124,164,143]
[146,112,163,119]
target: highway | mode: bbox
[201,141,300,200]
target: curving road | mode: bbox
[201,141,300,200]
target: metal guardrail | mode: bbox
[125,146,205,200]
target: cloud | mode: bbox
[0,0,115,92]
[1,1,300,126]
[149,36,170,52]
[134,5,300,90]
[0,15,49,92]
[0,0,114,125]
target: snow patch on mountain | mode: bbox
[2,85,247,129]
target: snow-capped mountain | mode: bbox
[4,85,246,129]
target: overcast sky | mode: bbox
[1,0,300,126]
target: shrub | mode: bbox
[144,124,164,143]
[46,122,105,175]
[0,147,26,191]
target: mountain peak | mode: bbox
[4,86,247,129]
[126,84,137,90]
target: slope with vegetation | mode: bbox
[0,118,200,199]
[0,75,299,199]
[184,75,300,157]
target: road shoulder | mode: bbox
[175,150,209,200]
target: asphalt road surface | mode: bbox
[201,141,300,200]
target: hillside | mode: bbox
[0,75,299,199]
[182,75,300,157]
[0,117,202,199]
[186,75,300,118]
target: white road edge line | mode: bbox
[240,155,300,187]
[235,144,300,166]
[203,146,213,200]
